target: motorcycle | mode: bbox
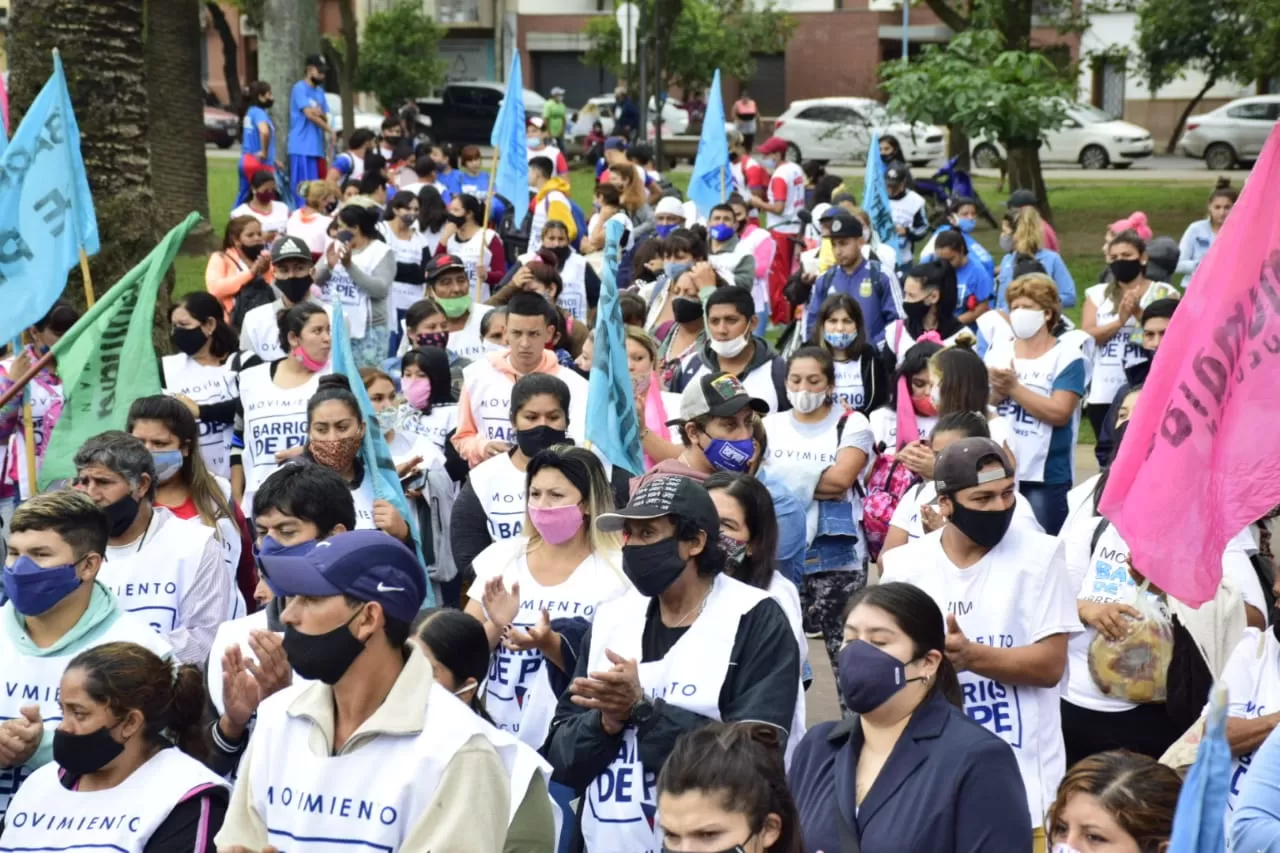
[912,157,999,229]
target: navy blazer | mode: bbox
[788,691,1032,853]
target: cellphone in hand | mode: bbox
[400,469,427,492]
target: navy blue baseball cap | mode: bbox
[604,136,627,152]
[258,530,426,624]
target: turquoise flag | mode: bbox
[0,51,99,346]
[862,131,900,254]
[490,53,529,229]
[1168,685,1230,853]
[585,216,644,475]
[328,297,436,607]
[688,69,731,219]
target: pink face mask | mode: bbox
[292,345,327,373]
[403,376,432,410]
[528,504,584,545]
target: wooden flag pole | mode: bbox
[476,147,501,304]
[21,390,37,497]
[80,250,94,309]
[0,350,56,412]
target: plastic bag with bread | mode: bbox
[1087,578,1174,703]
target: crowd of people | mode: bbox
[0,69,1273,853]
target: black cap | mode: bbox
[884,165,907,185]
[828,211,864,239]
[677,372,769,421]
[1146,236,1181,282]
[934,438,1015,495]
[272,235,312,265]
[596,475,720,536]
[305,54,328,72]
[1007,189,1037,208]
[425,253,466,282]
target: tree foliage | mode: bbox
[584,0,794,98]
[353,0,446,110]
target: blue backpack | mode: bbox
[566,198,589,252]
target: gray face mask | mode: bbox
[999,233,1014,253]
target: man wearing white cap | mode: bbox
[653,196,687,238]
[525,116,568,176]
[543,87,568,152]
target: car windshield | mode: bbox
[1069,103,1114,124]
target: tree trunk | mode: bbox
[922,0,970,32]
[148,0,214,255]
[338,0,357,140]
[1166,77,1215,154]
[1004,142,1053,224]
[9,0,160,309]
[259,0,321,183]
[205,1,244,114]
[947,124,971,172]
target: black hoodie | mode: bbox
[672,334,791,413]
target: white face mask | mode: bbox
[929,385,942,408]
[710,335,749,359]
[787,388,828,414]
[1009,307,1046,340]
[483,340,507,354]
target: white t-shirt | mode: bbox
[868,407,938,453]
[881,526,1082,828]
[284,209,332,258]
[1217,629,1280,826]
[985,339,1084,483]
[399,404,459,457]
[889,480,1042,543]
[231,201,290,237]
[377,221,433,327]
[833,358,867,411]
[1083,281,1178,406]
[766,162,806,233]
[447,304,494,363]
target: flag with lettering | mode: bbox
[585,216,643,475]
[329,295,436,607]
[1168,686,1230,853]
[0,51,99,348]
[687,69,730,219]
[490,53,529,230]
[1099,125,1280,606]
[39,214,199,489]
[862,132,899,255]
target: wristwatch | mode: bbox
[630,696,658,726]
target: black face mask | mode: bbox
[672,297,704,325]
[262,97,275,110]
[171,326,207,357]
[1123,350,1154,386]
[103,494,140,538]
[53,725,125,776]
[276,274,314,305]
[948,501,1014,549]
[902,299,932,325]
[515,425,567,458]
[1110,258,1143,284]
[283,608,367,685]
[622,537,689,597]
[242,243,266,261]
[550,245,572,266]
[446,212,467,227]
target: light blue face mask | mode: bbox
[664,261,693,281]
[824,330,856,349]
[150,450,184,484]
[955,217,977,234]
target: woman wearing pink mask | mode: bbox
[396,345,460,459]
[463,445,628,753]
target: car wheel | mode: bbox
[1079,145,1109,170]
[785,142,802,163]
[910,159,931,168]
[1112,162,1133,170]
[216,134,234,149]
[1204,143,1237,171]
[972,143,1002,169]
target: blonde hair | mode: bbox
[302,180,335,209]
[624,325,658,366]
[609,164,646,215]
[1013,207,1045,255]
[1006,273,1062,331]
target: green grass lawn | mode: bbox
[181,159,1216,327]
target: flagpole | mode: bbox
[9,336,37,498]
[0,350,56,412]
[476,147,501,304]
[79,250,94,309]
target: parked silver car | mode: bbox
[1178,95,1280,170]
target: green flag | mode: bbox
[40,214,202,488]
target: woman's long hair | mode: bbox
[609,163,645,215]
[523,446,622,559]
[703,473,777,591]
[126,396,234,529]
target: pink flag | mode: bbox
[0,73,8,134]
[1099,125,1280,606]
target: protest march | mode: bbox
[2,36,1280,853]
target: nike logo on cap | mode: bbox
[376,582,405,592]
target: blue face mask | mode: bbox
[824,330,856,349]
[3,555,84,616]
[655,223,678,238]
[708,223,735,242]
[955,217,977,234]
[256,536,318,596]
[702,436,755,473]
[150,449,183,483]
[664,261,693,281]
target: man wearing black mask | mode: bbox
[882,437,1080,848]
[1093,297,1180,466]
[72,432,237,666]
[546,474,798,853]
[238,235,324,365]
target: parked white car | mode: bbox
[325,93,389,137]
[769,97,945,165]
[1177,95,1280,170]
[971,103,1153,170]
[569,95,691,139]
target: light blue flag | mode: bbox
[328,297,436,608]
[0,51,98,347]
[862,132,900,254]
[586,216,644,476]
[1169,685,1230,853]
[490,53,529,230]
[688,69,731,219]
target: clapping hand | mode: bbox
[483,576,521,631]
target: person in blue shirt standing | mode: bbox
[932,230,993,328]
[995,207,1075,311]
[237,81,278,209]
[804,211,901,346]
[921,196,994,277]
[287,54,332,207]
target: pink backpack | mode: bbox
[862,451,920,561]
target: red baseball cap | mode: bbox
[756,137,788,156]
